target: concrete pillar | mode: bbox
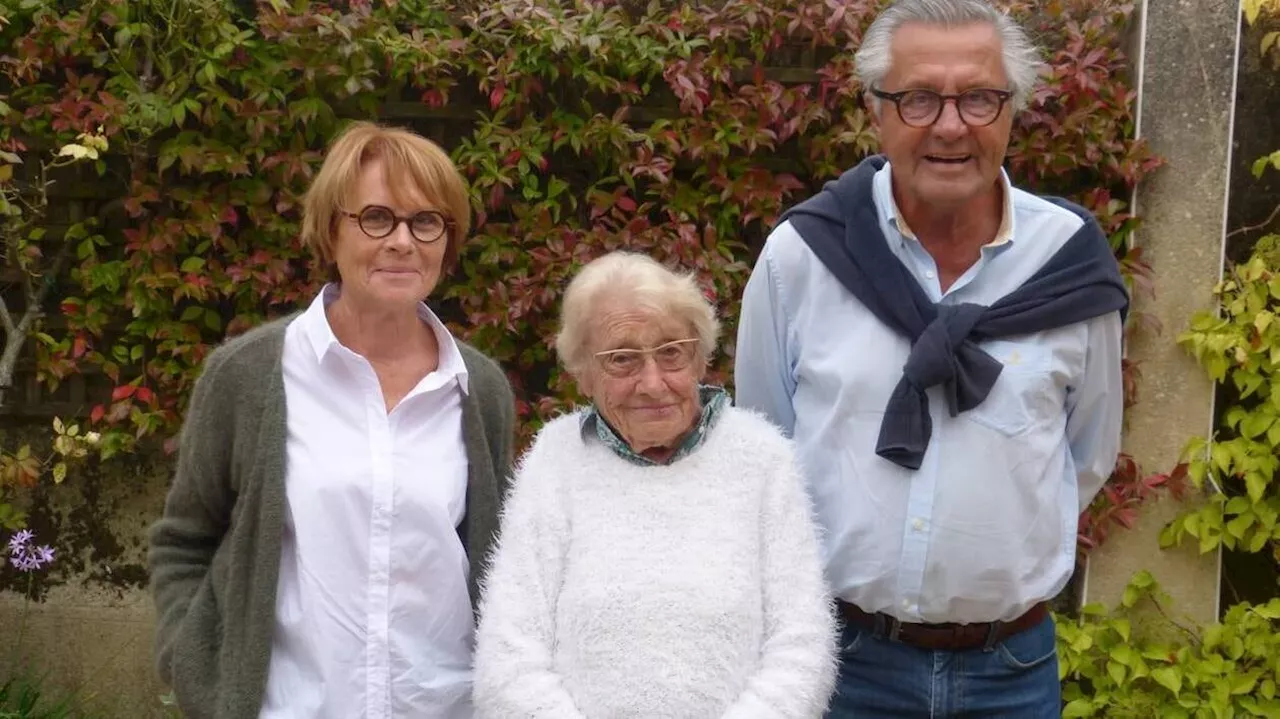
[1082,0,1239,627]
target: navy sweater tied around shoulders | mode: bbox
[779,155,1129,471]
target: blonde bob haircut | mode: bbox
[556,252,721,378]
[299,121,471,275]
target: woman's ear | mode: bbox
[575,368,596,398]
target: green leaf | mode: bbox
[1241,412,1274,439]
[1112,643,1137,667]
[1152,666,1183,695]
[1062,699,1094,718]
[1232,672,1260,695]
[1245,0,1264,24]
[1106,660,1126,686]
[1080,603,1107,617]
[1113,618,1131,643]
[1263,31,1279,56]
[1228,636,1246,659]
[180,257,205,273]
[1257,310,1276,334]
[1246,472,1268,502]
[1211,442,1236,473]
[1253,151,1280,178]
[1227,513,1253,540]
[1226,496,1252,514]
[1071,633,1094,653]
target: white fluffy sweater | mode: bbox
[473,407,838,718]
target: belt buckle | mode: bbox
[883,614,903,643]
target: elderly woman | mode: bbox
[148,121,515,719]
[473,252,837,718]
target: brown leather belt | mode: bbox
[837,599,1049,652]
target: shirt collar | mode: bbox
[873,161,1016,249]
[579,385,730,467]
[299,282,470,394]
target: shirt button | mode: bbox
[912,518,925,531]
[925,270,936,279]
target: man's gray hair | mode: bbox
[854,0,1044,112]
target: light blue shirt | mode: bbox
[734,163,1124,624]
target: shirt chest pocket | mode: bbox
[961,340,1065,437]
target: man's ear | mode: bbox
[866,93,882,129]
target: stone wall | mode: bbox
[1,434,170,716]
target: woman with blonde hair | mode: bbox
[149,121,515,719]
[474,251,837,718]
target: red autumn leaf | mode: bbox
[1113,509,1137,529]
[615,196,637,212]
[112,384,136,402]
[489,85,506,110]
[135,386,155,404]
[89,404,105,424]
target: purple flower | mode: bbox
[6,529,55,573]
[33,545,55,566]
[7,529,33,553]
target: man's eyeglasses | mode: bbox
[593,338,700,378]
[341,204,454,244]
[869,87,1013,128]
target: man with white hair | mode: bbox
[734,0,1128,715]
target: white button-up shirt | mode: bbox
[735,163,1123,624]
[260,285,474,718]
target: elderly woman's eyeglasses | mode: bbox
[869,87,1012,128]
[342,204,453,244]
[593,338,700,378]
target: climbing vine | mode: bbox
[0,0,1158,555]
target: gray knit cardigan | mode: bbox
[147,315,515,719]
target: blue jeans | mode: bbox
[824,613,1061,718]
